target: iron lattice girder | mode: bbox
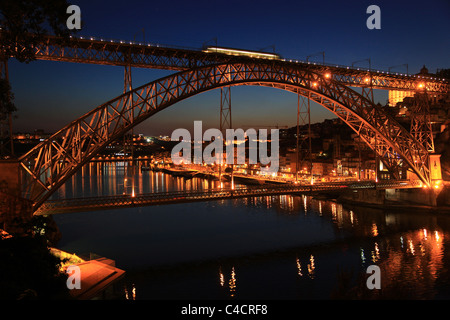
[260,82,425,179]
[220,86,232,132]
[31,36,449,93]
[410,92,435,152]
[33,35,223,71]
[19,61,432,211]
[296,93,312,171]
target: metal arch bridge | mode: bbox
[34,180,421,215]
[11,35,449,214]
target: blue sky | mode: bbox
[8,0,450,135]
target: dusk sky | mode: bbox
[7,0,450,136]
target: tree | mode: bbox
[0,1,76,298]
[0,0,77,156]
[0,215,71,300]
[0,78,16,120]
[0,0,74,63]
[0,76,16,157]
[436,69,450,80]
[0,235,71,299]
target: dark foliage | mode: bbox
[436,69,450,80]
[0,215,70,300]
[0,78,16,121]
[0,235,71,299]
[0,0,74,63]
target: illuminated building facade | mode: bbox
[389,65,431,106]
[389,90,414,106]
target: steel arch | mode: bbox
[18,60,431,212]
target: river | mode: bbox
[50,161,450,300]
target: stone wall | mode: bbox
[339,185,447,208]
[0,160,21,197]
[0,160,33,234]
[436,184,450,206]
[338,188,385,205]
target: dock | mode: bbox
[67,257,125,300]
[51,248,126,300]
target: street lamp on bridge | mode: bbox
[306,51,325,64]
[352,58,371,71]
[388,64,409,76]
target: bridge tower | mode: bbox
[219,85,232,183]
[409,87,442,185]
[217,62,233,183]
[353,59,380,181]
[0,59,14,159]
[296,93,312,182]
[410,91,434,153]
[123,61,136,197]
[220,86,232,134]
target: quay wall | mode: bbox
[338,184,450,208]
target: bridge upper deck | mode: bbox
[33,35,449,93]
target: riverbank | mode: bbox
[335,184,450,213]
[156,166,290,185]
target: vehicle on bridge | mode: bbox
[202,46,281,60]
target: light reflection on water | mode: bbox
[50,161,227,199]
[52,162,450,299]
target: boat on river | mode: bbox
[163,167,199,178]
[232,174,265,185]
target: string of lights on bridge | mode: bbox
[72,35,448,83]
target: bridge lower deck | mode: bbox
[34,180,420,215]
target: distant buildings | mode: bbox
[388,65,448,107]
[13,129,51,142]
[388,65,431,106]
[389,90,414,106]
[273,118,382,181]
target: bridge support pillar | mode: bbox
[296,93,312,182]
[0,160,33,234]
[220,86,231,131]
[429,153,442,182]
[220,86,232,183]
[410,92,435,153]
[428,153,443,206]
[0,160,21,197]
[123,64,136,197]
